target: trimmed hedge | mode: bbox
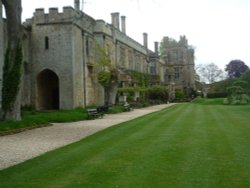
[207,92,228,98]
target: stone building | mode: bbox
[0,0,196,110]
[0,0,165,110]
[161,36,196,97]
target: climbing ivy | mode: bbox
[98,70,111,88]
[131,71,150,86]
[1,41,23,115]
[131,71,160,86]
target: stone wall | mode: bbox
[30,21,75,109]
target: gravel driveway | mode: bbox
[0,103,175,170]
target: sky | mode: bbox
[16,0,250,69]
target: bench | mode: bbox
[97,105,109,114]
[123,103,132,112]
[87,108,103,119]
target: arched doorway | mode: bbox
[37,69,59,110]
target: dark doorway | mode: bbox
[37,69,59,110]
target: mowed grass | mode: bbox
[0,108,88,133]
[1,102,250,187]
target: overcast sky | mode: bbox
[19,0,250,69]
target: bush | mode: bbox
[207,92,228,98]
[148,86,168,101]
[174,90,188,102]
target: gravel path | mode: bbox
[0,103,175,170]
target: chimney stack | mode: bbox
[143,33,148,49]
[111,12,120,30]
[154,41,159,54]
[121,16,126,34]
[74,0,80,11]
[0,0,2,18]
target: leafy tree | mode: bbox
[196,63,225,83]
[240,69,250,91]
[225,59,249,78]
[225,80,250,105]
[95,44,119,105]
[1,0,23,120]
[208,78,236,93]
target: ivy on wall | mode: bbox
[1,41,23,114]
[118,85,168,102]
[131,71,160,86]
[131,71,150,86]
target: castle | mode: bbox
[161,36,196,95]
[0,0,195,110]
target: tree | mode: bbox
[225,59,249,78]
[96,45,119,105]
[225,80,250,105]
[1,0,23,120]
[196,63,225,83]
[240,70,250,87]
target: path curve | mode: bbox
[0,103,175,170]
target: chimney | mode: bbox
[121,16,126,34]
[143,33,148,49]
[154,42,159,54]
[111,12,120,30]
[74,0,80,11]
[0,0,2,18]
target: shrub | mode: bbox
[207,92,228,98]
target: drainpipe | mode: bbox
[82,31,87,107]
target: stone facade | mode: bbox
[0,1,195,110]
[13,4,162,110]
[161,36,196,96]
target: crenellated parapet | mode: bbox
[33,6,81,24]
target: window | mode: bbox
[175,73,180,80]
[86,37,89,57]
[174,67,180,80]
[45,36,49,49]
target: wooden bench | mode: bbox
[97,105,109,114]
[87,108,103,119]
[123,103,132,112]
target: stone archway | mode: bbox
[37,69,59,110]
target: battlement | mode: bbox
[33,6,81,24]
[163,35,190,48]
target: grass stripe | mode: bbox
[1,103,250,187]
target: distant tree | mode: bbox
[196,63,225,83]
[225,60,249,78]
[209,78,236,93]
[225,80,250,105]
[240,70,250,87]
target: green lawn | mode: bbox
[0,108,88,133]
[1,102,250,187]
[0,105,125,134]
